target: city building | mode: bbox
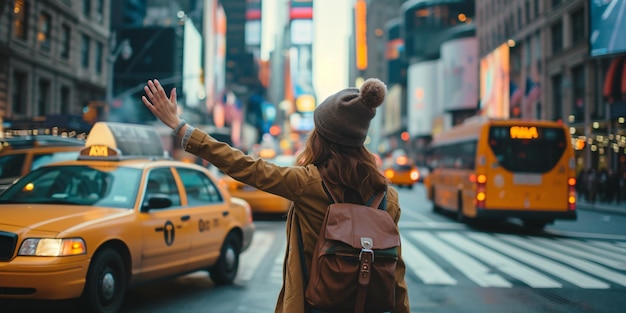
[0,0,110,135]
[356,0,625,174]
[476,0,626,174]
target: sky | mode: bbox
[261,0,354,105]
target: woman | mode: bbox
[142,78,410,313]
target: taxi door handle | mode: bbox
[222,211,229,217]
[181,215,190,221]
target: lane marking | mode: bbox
[470,233,609,289]
[401,234,457,285]
[438,232,562,288]
[500,235,626,287]
[237,230,275,282]
[409,231,512,287]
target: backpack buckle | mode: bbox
[360,237,374,262]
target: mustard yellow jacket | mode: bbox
[185,129,411,313]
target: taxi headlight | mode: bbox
[18,238,87,256]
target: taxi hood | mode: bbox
[0,204,131,234]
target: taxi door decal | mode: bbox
[155,220,176,246]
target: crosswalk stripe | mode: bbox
[237,229,626,290]
[237,230,275,282]
[526,237,626,271]
[437,232,562,288]
[470,233,610,289]
[408,232,512,287]
[558,238,626,263]
[587,240,626,255]
[400,235,457,285]
[498,235,626,287]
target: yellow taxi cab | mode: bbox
[219,154,296,215]
[0,122,255,313]
[0,135,85,193]
[383,153,420,189]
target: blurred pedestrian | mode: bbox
[596,168,609,202]
[142,78,410,313]
[585,168,597,203]
[576,169,586,199]
[605,169,618,204]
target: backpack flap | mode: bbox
[324,203,400,250]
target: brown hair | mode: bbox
[297,129,388,203]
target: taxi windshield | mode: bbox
[0,165,141,209]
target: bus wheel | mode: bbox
[523,219,547,230]
[456,191,465,222]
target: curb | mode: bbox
[576,202,626,216]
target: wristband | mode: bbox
[172,119,186,136]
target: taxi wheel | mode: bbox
[81,249,127,313]
[209,232,241,285]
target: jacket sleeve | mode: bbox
[386,188,411,313]
[183,128,314,200]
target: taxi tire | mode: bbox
[209,232,241,285]
[81,249,127,313]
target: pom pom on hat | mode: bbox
[313,78,387,147]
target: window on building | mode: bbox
[95,0,104,23]
[525,1,531,22]
[38,12,52,52]
[517,7,522,29]
[95,42,103,74]
[551,73,562,121]
[81,34,90,69]
[37,79,51,116]
[534,0,540,16]
[572,8,585,45]
[571,65,585,123]
[551,21,563,54]
[83,0,91,16]
[551,0,562,8]
[60,86,71,113]
[11,71,28,116]
[13,0,28,40]
[60,24,71,59]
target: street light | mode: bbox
[105,32,133,108]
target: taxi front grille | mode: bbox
[0,231,18,261]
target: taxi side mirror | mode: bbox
[143,194,172,211]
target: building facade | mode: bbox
[477,0,626,173]
[0,0,110,135]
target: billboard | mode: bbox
[480,43,510,119]
[590,0,626,57]
[407,60,440,137]
[440,36,478,112]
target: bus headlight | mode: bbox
[18,238,87,256]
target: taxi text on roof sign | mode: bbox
[79,122,169,160]
[509,126,539,140]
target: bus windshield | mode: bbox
[488,126,566,173]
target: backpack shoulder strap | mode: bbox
[320,179,338,203]
[365,191,387,210]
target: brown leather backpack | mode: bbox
[300,182,400,313]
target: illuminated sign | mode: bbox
[510,126,539,139]
[80,145,119,158]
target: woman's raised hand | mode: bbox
[142,79,181,129]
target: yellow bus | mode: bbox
[424,117,577,230]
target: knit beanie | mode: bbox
[313,78,387,147]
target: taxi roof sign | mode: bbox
[79,122,168,160]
